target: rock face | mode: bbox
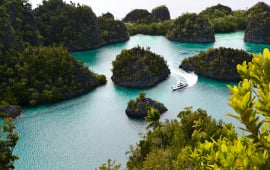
[126,93,167,118]
[111,46,170,88]
[151,5,171,21]
[166,13,215,43]
[180,47,252,81]
[0,105,22,118]
[244,2,270,44]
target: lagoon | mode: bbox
[14,32,270,170]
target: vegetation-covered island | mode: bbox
[126,93,167,118]
[0,0,109,118]
[244,2,270,44]
[166,13,215,43]
[199,4,247,33]
[111,46,170,88]
[124,5,173,36]
[33,0,129,51]
[180,47,252,81]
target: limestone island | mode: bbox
[126,93,167,118]
[111,46,170,88]
[180,47,252,81]
[244,2,270,44]
[166,13,215,43]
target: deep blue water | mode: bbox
[13,32,270,170]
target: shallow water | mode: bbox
[13,32,270,170]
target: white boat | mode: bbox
[172,82,188,91]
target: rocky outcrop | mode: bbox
[123,9,156,24]
[0,105,22,118]
[166,13,215,43]
[244,2,270,44]
[111,46,170,88]
[180,47,252,81]
[126,93,167,118]
[151,5,171,21]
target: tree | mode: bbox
[97,159,121,170]
[229,48,270,149]
[145,107,163,149]
[190,48,270,169]
[0,117,19,169]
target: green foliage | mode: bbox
[180,47,252,81]
[0,117,19,169]
[97,15,129,45]
[200,3,232,19]
[97,159,121,170]
[244,2,270,44]
[190,48,270,169]
[228,48,270,149]
[199,4,247,33]
[33,0,100,51]
[0,45,106,106]
[126,93,167,118]
[0,0,41,46]
[125,20,173,36]
[111,46,170,88]
[151,5,170,22]
[166,13,215,43]
[123,9,156,24]
[126,107,230,169]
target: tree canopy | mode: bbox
[0,117,19,169]
[244,2,270,44]
[180,47,252,81]
[111,46,170,88]
[166,13,215,43]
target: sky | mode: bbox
[29,0,270,19]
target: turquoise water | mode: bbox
[13,32,270,170]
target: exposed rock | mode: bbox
[126,93,167,118]
[0,105,22,118]
[244,2,270,44]
[180,47,252,81]
[111,46,170,88]
[166,13,215,43]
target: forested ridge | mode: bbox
[0,0,114,110]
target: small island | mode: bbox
[180,47,252,81]
[126,93,167,118]
[111,46,170,88]
[244,2,270,44]
[166,13,215,43]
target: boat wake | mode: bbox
[172,69,198,87]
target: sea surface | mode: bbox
[13,32,270,170]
